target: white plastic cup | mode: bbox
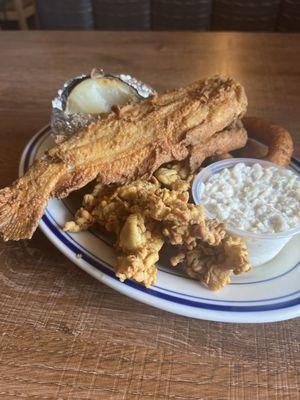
[192,158,300,267]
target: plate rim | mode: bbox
[19,125,300,323]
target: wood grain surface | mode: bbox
[0,31,299,400]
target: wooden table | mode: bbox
[0,31,299,399]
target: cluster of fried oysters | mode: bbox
[64,161,251,290]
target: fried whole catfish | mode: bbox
[0,76,247,240]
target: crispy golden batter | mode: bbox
[116,214,164,287]
[204,153,233,165]
[154,161,192,192]
[0,76,247,241]
[65,163,251,290]
[171,236,251,291]
[189,120,248,171]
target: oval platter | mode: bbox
[19,126,300,323]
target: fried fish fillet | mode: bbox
[0,76,247,241]
[189,120,248,171]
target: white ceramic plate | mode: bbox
[19,126,300,323]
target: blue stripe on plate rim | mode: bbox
[43,207,300,304]
[20,125,300,314]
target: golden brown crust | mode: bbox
[189,120,248,171]
[115,214,164,287]
[242,116,294,167]
[0,157,67,241]
[0,75,247,241]
[172,236,251,290]
[200,153,233,168]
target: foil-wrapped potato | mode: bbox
[65,76,140,114]
[51,68,155,137]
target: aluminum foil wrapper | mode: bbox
[51,69,155,137]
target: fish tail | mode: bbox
[0,159,65,241]
[0,184,36,240]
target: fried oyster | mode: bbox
[64,163,251,290]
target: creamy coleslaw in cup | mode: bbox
[192,158,300,266]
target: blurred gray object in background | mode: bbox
[151,0,213,30]
[93,0,150,30]
[36,0,94,30]
[277,0,300,31]
[213,0,281,31]
[34,0,300,32]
